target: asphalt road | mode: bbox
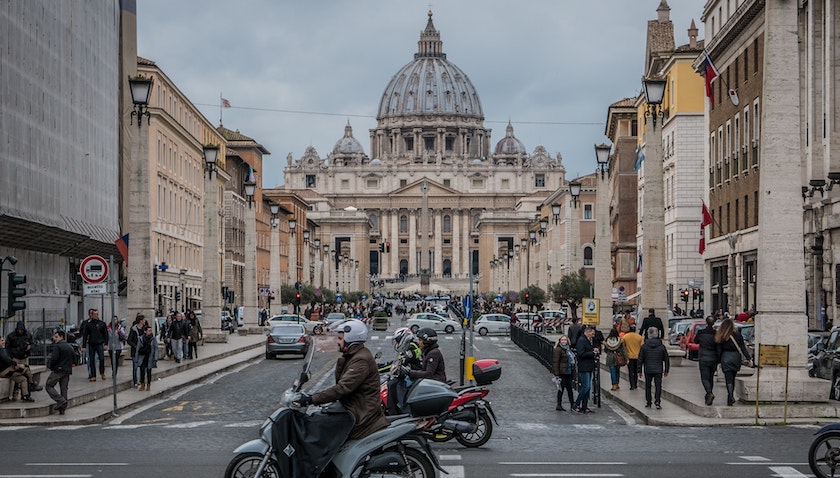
[0,327,823,477]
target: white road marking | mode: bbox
[740,456,771,461]
[224,420,264,428]
[510,474,622,477]
[441,465,465,477]
[725,463,808,466]
[501,462,626,466]
[768,466,809,477]
[6,474,92,477]
[103,424,154,430]
[163,420,216,428]
[27,462,128,466]
[437,455,462,460]
[45,425,96,431]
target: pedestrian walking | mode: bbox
[187,311,203,359]
[81,308,108,381]
[45,329,74,414]
[622,325,643,390]
[160,315,173,359]
[551,335,576,411]
[572,327,598,414]
[637,327,670,409]
[106,315,127,378]
[693,315,720,405]
[136,325,158,391]
[639,308,664,342]
[126,314,146,387]
[167,312,188,363]
[715,317,753,406]
[567,317,582,348]
[603,328,627,391]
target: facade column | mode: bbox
[391,210,400,278]
[434,209,443,278]
[302,239,311,285]
[288,229,297,285]
[641,107,667,321]
[595,173,612,329]
[243,206,258,324]
[409,210,417,275]
[202,173,222,326]
[452,210,461,278]
[127,113,154,320]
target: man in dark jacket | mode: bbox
[693,315,719,405]
[167,312,188,363]
[0,335,33,402]
[567,318,582,348]
[5,320,42,396]
[45,329,74,415]
[81,308,108,381]
[572,327,599,413]
[638,327,670,409]
[408,328,447,383]
[296,319,389,439]
[639,308,665,342]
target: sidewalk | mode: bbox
[542,332,840,426]
[0,330,265,426]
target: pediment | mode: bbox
[391,178,459,196]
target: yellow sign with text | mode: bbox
[582,298,599,325]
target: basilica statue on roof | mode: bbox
[281,11,567,295]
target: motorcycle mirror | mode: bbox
[375,351,382,359]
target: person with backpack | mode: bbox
[135,325,158,391]
[637,327,670,409]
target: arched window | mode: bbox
[583,246,594,266]
[400,215,408,233]
[443,259,452,277]
[399,259,409,276]
[443,215,451,233]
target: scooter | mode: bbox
[380,358,501,448]
[225,346,454,478]
[809,423,840,478]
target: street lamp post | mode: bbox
[269,203,281,316]
[640,76,668,321]
[313,238,322,288]
[302,229,311,286]
[126,75,155,322]
[288,218,297,286]
[594,143,613,329]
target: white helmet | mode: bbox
[391,327,415,353]
[336,319,368,344]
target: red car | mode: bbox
[679,320,708,360]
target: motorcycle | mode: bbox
[225,346,455,478]
[380,358,501,448]
[809,423,840,478]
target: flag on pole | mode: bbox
[115,233,129,265]
[633,145,645,172]
[703,51,719,102]
[221,98,231,108]
[699,201,712,254]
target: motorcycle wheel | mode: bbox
[367,447,435,478]
[455,409,493,448]
[224,452,281,478]
[809,431,840,478]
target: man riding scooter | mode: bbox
[386,327,423,415]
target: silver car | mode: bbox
[473,314,511,336]
[265,314,324,334]
[265,324,311,358]
[407,312,460,334]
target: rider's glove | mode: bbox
[293,393,313,407]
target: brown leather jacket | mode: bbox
[311,342,389,439]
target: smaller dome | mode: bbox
[370,158,382,165]
[494,122,526,155]
[332,122,365,155]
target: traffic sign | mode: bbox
[80,255,108,284]
[462,294,473,319]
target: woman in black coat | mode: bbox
[715,318,753,406]
[693,315,720,405]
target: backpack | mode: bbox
[139,337,151,356]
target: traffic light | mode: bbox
[524,292,530,303]
[294,293,301,305]
[175,290,181,301]
[692,288,699,299]
[681,289,689,302]
[7,272,26,317]
[385,242,391,253]
[379,243,385,252]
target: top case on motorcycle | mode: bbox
[472,359,501,385]
[270,403,355,478]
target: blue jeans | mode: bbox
[609,365,620,385]
[86,344,105,378]
[573,371,592,410]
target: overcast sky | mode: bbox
[136,1,703,188]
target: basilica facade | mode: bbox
[281,12,570,294]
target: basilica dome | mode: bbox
[494,122,527,155]
[377,12,483,121]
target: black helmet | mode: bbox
[416,327,438,343]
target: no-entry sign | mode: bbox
[80,255,109,284]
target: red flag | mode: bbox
[703,51,719,102]
[115,233,129,265]
[701,202,712,227]
[699,225,706,255]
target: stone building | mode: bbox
[281,12,570,295]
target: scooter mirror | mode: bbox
[374,351,382,359]
[299,371,310,386]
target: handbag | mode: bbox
[614,351,628,367]
[729,335,752,366]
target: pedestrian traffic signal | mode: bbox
[681,289,689,302]
[7,272,26,317]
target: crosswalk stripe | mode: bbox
[441,465,465,478]
[769,466,809,477]
[163,420,216,428]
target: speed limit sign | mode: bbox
[80,255,109,284]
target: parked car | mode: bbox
[265,314,323,334]
[472,314,511,336]
[538,310,567,321]
[265,324,311,358]
[734,322,755,362]
[668,319,695,346]
[406,312,460,334]
[324,312,348,326]
[511,312,538,327]
[678,320,708,360]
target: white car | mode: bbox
[265,314,324,334]
[473,314,511,336]
[407,313,460,334]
